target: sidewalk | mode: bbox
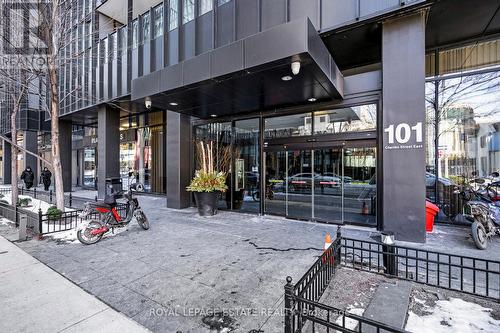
[0,235,150,333]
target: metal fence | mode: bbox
[284,232,500,332]
[0,201,40,232]
[0,187,129,235]
[38,203,128,235]
[341,237,500,300]
[284,228,406,333]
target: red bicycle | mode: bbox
[77,184,149,245]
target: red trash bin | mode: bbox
[425,200,439,232]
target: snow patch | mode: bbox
[405,297,500,333]
[335,306,365,331]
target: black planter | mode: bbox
[194,191,220,216]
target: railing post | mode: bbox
[34,187,36,199]
[49,190,53,203]
[38,208,43,237]
[284,276,294,333]
[69,193,72,207]
[381,232,397,276]
[21,187,24,195]
[335,226,342,268]
[95,195,98,202]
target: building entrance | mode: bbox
[264,143,376,226]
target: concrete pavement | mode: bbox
[0,235,150,333]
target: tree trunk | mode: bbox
[10,103,18,206]
[48,59,64,210]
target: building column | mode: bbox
[166,111,191,209]
[381,12,426,243]
[2,139,11,184]
[97,105,120,198]
[23,130,38,182]
[59,120,72,192]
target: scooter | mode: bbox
[458,181,500,250]
[77,184,149,245]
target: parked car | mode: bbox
[287,173,340,191]
[323,173,353,183]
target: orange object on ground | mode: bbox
[425,200,439,232]
[324,233,332,250]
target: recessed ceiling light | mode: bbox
[281,75,292,81]
[308,98,317,102]
[169,102,178,106]
[210,114,217,118]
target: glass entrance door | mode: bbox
[264,145,376,225]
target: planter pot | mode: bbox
[194,191,220,216]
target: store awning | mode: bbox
[131,18,344,119]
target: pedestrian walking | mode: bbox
[41,167,52,191]
[20,166,34,190]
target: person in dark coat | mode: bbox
[20,166,35,189]
[41,167,52,191]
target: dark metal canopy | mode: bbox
[131,18,344,119]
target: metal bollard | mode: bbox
[381,231,397,276]
[19,214,27,241]
[34,188,37,198]
[69,193,72,207]
[49,190,53,203]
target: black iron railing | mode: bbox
[284,227,342,333]
[38,203,128,235]
[341,237,500,300]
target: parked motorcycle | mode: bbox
[457,181,500,250]
[77,184,149,245]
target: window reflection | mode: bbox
[313,104,377,134]
[153,5,163,39]
[142,12,150,42]
[169,0,178,31]
[183,0,195,24]
[199,0,213,15]
[426,71,500,222]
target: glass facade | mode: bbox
[426,70,500,223]
[169,0,179,31]
[199,0,213,15]
[193,103,377,225]
[153,4,164,39]
[119,112,166,194]
[183,0,195,23]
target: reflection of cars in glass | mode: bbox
[323,173,353,183]
[245,172,259,188]
[287,173,341,190]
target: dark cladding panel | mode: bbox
[131,70,161,100]
[131,48,139,79]
[382,12,426,242]
[210,40,244,78]
[143,42,151,75]
[321,0,356,30]
[261,0,287,30]
[153,38,164,71]
[111,59,118,97]
[183,53,211,86]
[159,63,183,92]
[244,19,307,68]
[196,12,213,55]
[216,1,235,47]
[181,21,196,61]
[235,0,259,39]
[290,0,319,30]
[168,30,179,65]
[166,111,191,209]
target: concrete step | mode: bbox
[361,280,412,332]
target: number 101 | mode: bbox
[384,122,423,144]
